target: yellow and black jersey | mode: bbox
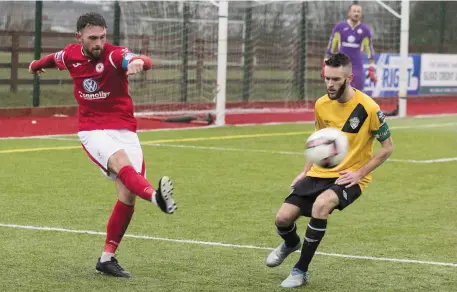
[306,90,391,190]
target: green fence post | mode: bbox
[242,5,253,102]
[181,2,189,103]
[299,1,306,100]
[439,1,446,53]
[113,1,121,46]
[33,0,43,107]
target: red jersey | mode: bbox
[54,42,138,132]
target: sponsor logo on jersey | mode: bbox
[347,35,355,43]
[341,42,360,48]
[96,63,104,73]
[78,91,111,100]
[80,78,110,99]
[83,78,99,93]
[349,117,360,129]
[73,62,82,68]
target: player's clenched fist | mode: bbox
[126,59,145,75]
[28,60,46,75]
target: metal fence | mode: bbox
[0,1,455,108]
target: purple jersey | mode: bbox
[326,21,374,66]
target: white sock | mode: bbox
[100,252,115,263]
[151,191,157,206]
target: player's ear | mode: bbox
[347,72,354,83]
[75,32,82,43]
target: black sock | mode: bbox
[276,223,300,248]
[294,217,327,272]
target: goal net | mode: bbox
[119,0,404,122]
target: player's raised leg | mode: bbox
[109,149,177,214]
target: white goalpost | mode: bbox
[398,0,410,118]
[215,0,228,126]
[375,0,410,118]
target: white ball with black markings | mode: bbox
[305,128,349,168]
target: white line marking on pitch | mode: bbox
[146,143,457,164]
[0,223,455,268]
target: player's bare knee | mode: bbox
[115,178,136,205]
[312,191,339,218]
[275,203,300,227]
[118,190,136,205]
[108,149,132,174]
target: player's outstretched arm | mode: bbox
[126,55,152,76]
[28,53,57,75]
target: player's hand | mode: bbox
[291,171,306,187]
[367,65,377,84]
[126,59,145,75]
[28,61,46,75]
[335,170,362,188]
[320,60,326,79]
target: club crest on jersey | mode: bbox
[96,63,104,73]
[83,78,99,93]
[357,28,363,34]
[349,117,360,129]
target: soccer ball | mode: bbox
[305,128,349,168]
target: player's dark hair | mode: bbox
[348,3,361,11]
[325,53,352,68]
[77,12,107,32]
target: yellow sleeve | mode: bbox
[326,31,341,56]
[314,108,325,131]
[361,36,374,60]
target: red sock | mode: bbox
[117,165,155,201]
[104,200,135,254]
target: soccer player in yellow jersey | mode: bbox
[266,53,394,288]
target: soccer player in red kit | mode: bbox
[29,13,177,278]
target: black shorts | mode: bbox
[284,176,362,217]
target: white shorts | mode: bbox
[78,129,146,180]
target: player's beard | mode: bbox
[83,46,102,59]
[328,80,347,101]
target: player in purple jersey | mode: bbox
[321,3,377,90]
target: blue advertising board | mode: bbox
[362,53,421,97]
